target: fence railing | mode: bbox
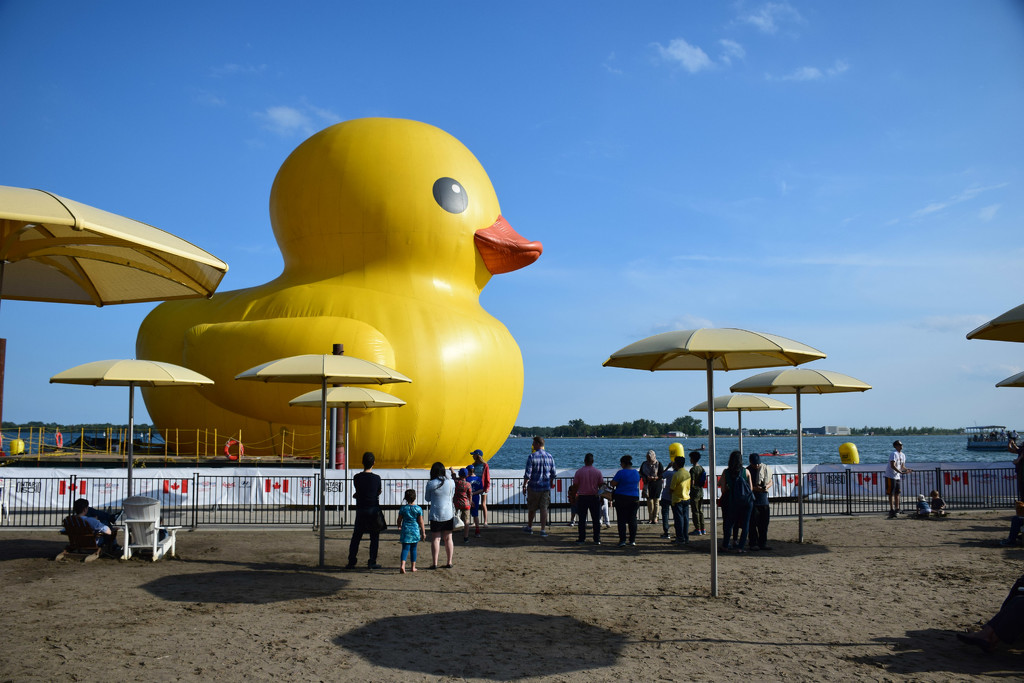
[0,468,1016,529]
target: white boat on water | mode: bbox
[964,425,1014,451]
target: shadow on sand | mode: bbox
[336,609,623,680]
[846,628,1023,678]
[141,569,347,604]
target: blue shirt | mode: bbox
[524,449,556,491]
[424,477,455,522]
[612,468,641,497]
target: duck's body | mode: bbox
[137,119,541,468]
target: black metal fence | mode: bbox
[0,468,1015,529]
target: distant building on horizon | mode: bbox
[803,426,851,436]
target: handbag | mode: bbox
[374,509,388,533]
[453,515,465,530]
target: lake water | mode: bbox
[488,434,1015,471]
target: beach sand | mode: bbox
[2,509,1021,681]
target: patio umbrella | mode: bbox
[236,354,411,568]
[50,359,214,496]
[0,185,228,425]
[689,394,792,454]
[729,368,871,542]
[967,302,1024,343]
[996,370,1024,388]
[603,328,825,597]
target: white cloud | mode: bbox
[656,38,713,73]
[739,2,803,34]
[910,183,1009,219]
[774,60,849,82]
[256,101,341,137]
[978,204,1000,222]
[603,52,623,75]
[718,39,746,66]
[210,63,266,78]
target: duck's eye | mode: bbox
[433,177,468,214]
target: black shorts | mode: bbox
[885,478,901,496]
[430,519,454,532]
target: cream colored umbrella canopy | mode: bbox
[690,394,792,454]
[603,328,825,597]
[236,354,411,568]
[0,185,227,305]
[967,303,1024,343]
[996,370,1024,388]
[730,368,871,542]
[50,359,214,496]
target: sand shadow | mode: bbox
[0,537,72,561]
[141,569,347,604]
[846,628,1024,677]
[336,609,623,679]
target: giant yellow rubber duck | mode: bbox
[136,118,541,468]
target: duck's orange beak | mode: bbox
[474,215,542,275]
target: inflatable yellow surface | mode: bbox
[136,119,542,468]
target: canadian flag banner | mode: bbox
[944,471,970,487]
[58,480,86,496]
[264,478,290,493]
[163,479,189,494]
[856,472,879,487]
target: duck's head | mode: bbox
[269,118,541,295]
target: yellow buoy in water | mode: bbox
[669,442,684,462]
[839,442,859,464]
[9,438,25,455]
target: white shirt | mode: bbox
[885,450,906,480]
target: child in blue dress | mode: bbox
[398,489,426,574]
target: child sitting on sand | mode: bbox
[915,494,931,518]
[398,489,426,574]
[929,490,947,517]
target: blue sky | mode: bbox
[2,1,1023,431]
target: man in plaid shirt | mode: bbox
[523,436,557,537]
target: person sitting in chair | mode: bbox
[70,498,121,555]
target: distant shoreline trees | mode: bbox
[511,418,965,438]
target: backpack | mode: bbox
[694,466,707,489]
[732,470,754,506]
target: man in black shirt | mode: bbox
[346,451,383,569]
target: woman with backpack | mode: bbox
[720,450,754,553]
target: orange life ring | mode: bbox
[224,439,244,460]
[55,431,64,449]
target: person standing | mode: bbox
[397,488,425,574]
[689,451,707,536]
[1010,439,1024,502]
[610,455,641,547]
[346,451,383,570]
[669,455,691,545]
[573,453,604,544]
[747,453,772,551]
[885,440,912,518]
[720,450,754,552]
[523,436,557,537]
[470,449,492,525]
[639,450,663,524]
[659,460,676,539]
[424,462,456,568]
[451,467,473,543]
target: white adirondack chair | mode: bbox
[121,496,180,561]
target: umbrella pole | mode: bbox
[705,358,718,598]
[344,404,350,527]
[737,411,743,455]
[796,388,803,543]
[318,378,327,568]
[127,382,135,497]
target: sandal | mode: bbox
[445,563,453,568]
